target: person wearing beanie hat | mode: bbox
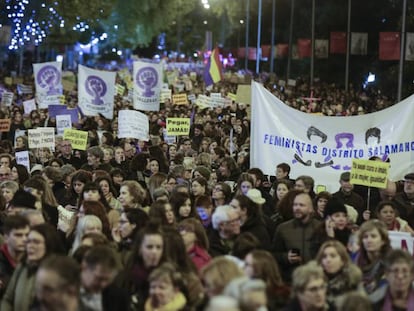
[8,189,37,214]
[312,197,352,253]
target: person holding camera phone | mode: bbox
[273,192,321,283]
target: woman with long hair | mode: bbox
[178,217,212,271]
[118,222,166,311]
[23,176,59,228]
[244,249,291,310]
[316,240,363,307]
[354,220,392,297]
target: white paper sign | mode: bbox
[56,114,72,136]
[1,91,13,106]
[389,231,414,255]
[23,99,37,115]
[28,127,55,148]
[15,150,30,173]
[118,110,149,141]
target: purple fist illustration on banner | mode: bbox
[37,65,61,95]
[85,75,107,105]
[136,67,158,97]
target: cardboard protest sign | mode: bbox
[389,231,414,255]
[15,150,30,173]
[172,94,188,105]
[1,91,13,106]
[117,110,149,141]
[350,159,390,188]
[160,89,172,103]
[166,118,190,136]
[236,85,251,105]
[0,119,11,132]
[63,129,88,150]
[23,99,37,115]
[56,115,72,136]
[28,128,55,149]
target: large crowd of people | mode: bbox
[0,66,411,311]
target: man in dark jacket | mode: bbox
[0,215,30,298]
[273,192,321,283]
[80,245,130,311]
[393,173,414,228]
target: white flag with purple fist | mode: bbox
[133,60,162,111]
[33,61,63,108]
[78,65,116,120]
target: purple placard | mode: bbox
[48,105,79,123]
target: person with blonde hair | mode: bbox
[354,220,391,297]
[285,261,334,311]
[200,256,244,299]
[145,262,187,311]
[316,240,363,306]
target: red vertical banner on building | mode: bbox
[276,44,289,58]
[248,47,257,60]
[330,32,347,54]
[261,45,271,58]
[297,39,311,58]
[237,47,246,58]
[379,32,400,60]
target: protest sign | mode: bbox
[28,128,55,149]
[78,65,116,119]
[389,231,414,255]
[160,89,172,103]
[166,118,190,136]
[115,84,125,96]
[195,95,210,109]
[236,85,251,105]
[33,61,63,109]
[4,77,12,86]
[48,105,79,123]
[163,128,176,145]
[227,92,237,101]
[350,159,390,188]
[63,129,88,150]
[23,99,37,115]
[56,115,72,136]
[172,94,188,105]
[0,119,11,132]
[133,61,162,111]
[1,91,13,106]
[117,110,149,141]
[15,150,30,173]
[251,82,414,192]
[17,84,33,95]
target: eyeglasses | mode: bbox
[404,180,414,184]
[213,187,223,192]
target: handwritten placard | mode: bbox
[23,99,37,115]
[15,150,30,173]
[28,128,55,149]
[172,94,188,105]
[56,114,72,136]
[350,159,390,189]
[166,118,190,136]
[63,129,88,150]
[0,119,11,132]
[117,110,149,141]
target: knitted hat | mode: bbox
[324,197,347,218]
[10,189,36,210]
